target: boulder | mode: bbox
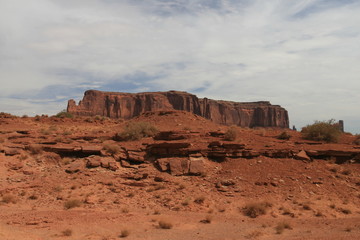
[156,158,170,172]
[113,150,128,161]
[295,150,311,161]
[127,151,145,163]
[169,158,189,176]
[81,145,102,155]
[189,157,205,175]
[100,157,111,168]
[99,157,118,170]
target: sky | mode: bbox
[0,0,359,133]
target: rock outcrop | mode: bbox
[67,90,289,128]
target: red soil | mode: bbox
[0,111,359,240]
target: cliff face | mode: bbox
[67,90,289,128]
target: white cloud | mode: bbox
[0,0,359,132]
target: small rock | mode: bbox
[86,156,101,168]
[120,160,131,168]
[154,176,165,182]
[156,158,170,172]
[4,148,21,156]
[65,161,83,173]
[221,180,236,186]
[8,162,23,170]
[270,182,278,187]
[108,161,118,171]
[100,157,110,168]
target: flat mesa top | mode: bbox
[83,89,272,105]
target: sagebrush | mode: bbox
[55,110,73,119]
[277,131,291,140]
[115,122,158,141]
[242,201,272,218]
[224,126,238,141]
[301,119,341,143]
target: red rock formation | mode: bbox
[67,90,289,128]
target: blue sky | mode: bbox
[0,0,359,133]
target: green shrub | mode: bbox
[301,119,341,143]
[224,126,238,141]
[55,110,73,119]
[115,122,158,141]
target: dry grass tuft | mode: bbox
[158,220,173,229]
[341,170,351,176]
[242,201,272,218]
[119,229,130,238]
[302,203,312,211]
[64,199,82,209]
[27,144,43,155]
[245,230,263,239]
[121,207,130,213]
[275,221,292,234]
[28,194,38,200]
[340,208,352,214]
[62,229,72,236]
[224,126,238,141]
[200,215,212,224]
[103,143,121,155]
[194,196,206,204]
[277,131,291,140]
[1,194,17,204]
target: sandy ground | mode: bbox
[0,112,359,240]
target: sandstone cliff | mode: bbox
[67,90,289,128]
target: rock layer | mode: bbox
[67,90,289,128]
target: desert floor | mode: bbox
[0,111,359,240]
